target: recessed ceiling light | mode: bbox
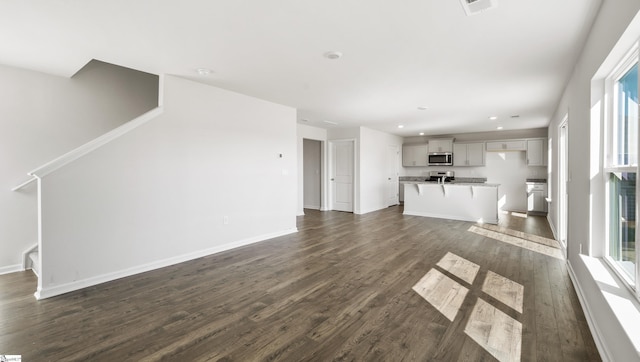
[417,106,429,111]
[196,68,213,76]
[419,132,425,136]
[323,120,338,125]
[324,51,343,60]
[398,125,404,129]
[510,115,520,118]
[497,126,504,130]
[489,116,498,120]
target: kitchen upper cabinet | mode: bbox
[485,140,527,151]
[428,139,453,153]
[526,139,547,166]
[453,142,485,166]
[402,143,428,167]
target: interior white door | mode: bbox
[387,145,399,206]
[331,140,354,212]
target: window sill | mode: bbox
[603,257,637,288]
[572,254,640,359]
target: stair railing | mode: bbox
[11,175,37,191]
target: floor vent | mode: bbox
[460,0,498,16]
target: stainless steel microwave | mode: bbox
[428,152,453,166]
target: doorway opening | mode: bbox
[303,139,322,210]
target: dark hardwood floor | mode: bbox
[0,206,599,361]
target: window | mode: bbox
[614,63,638,166]
[609,172,636,279]
[606,45,639,292]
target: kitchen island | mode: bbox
[403,182,499,224]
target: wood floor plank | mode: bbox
[532,254,563,361]
[0,207,600,361]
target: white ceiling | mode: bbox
[0,0,601,136]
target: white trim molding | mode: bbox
[0,264,23,276]
[29,107,164,178]
[21,243,38,270]
[566,260,613,362]
[11,176,37,191]
[546,213,558,240]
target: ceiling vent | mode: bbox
[460,0,497,16]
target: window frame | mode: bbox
[604,41,640,297]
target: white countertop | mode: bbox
[400,181,500,187]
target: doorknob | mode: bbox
[331,178,335,181]
[388,178,391,180]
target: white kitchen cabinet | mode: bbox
[485,140,527,151]
[402,144,428,167]
[526,182,547,214]
[526,139,547,166]
[404,183,499,224]
[453,142,485,166]
[428,139,453,153]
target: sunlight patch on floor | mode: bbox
[482,271,524,313]
[413,252,524,361]
[465,298,522,362]
[436,252,480,285]
[499,210,528,219]
[477,224,560,249]
[468,225,564,260]
[412,269,469,322]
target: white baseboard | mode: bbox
[303,204,321,210]
[0,264,23,275]
[22,243,38,270]
[547,214,558,240]
[35,228,298,300]
[566,261,611,362]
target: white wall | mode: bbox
[359,127,403,214]
[547,1,640,360]
[324,127,403,215]
[486,152,543,212]
[297,123,327,215]
[0,60,158,273]
[36,75,297,298]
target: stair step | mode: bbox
[28,250,39,277]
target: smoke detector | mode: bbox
[460,0,497,16]
[324,51,343,60]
